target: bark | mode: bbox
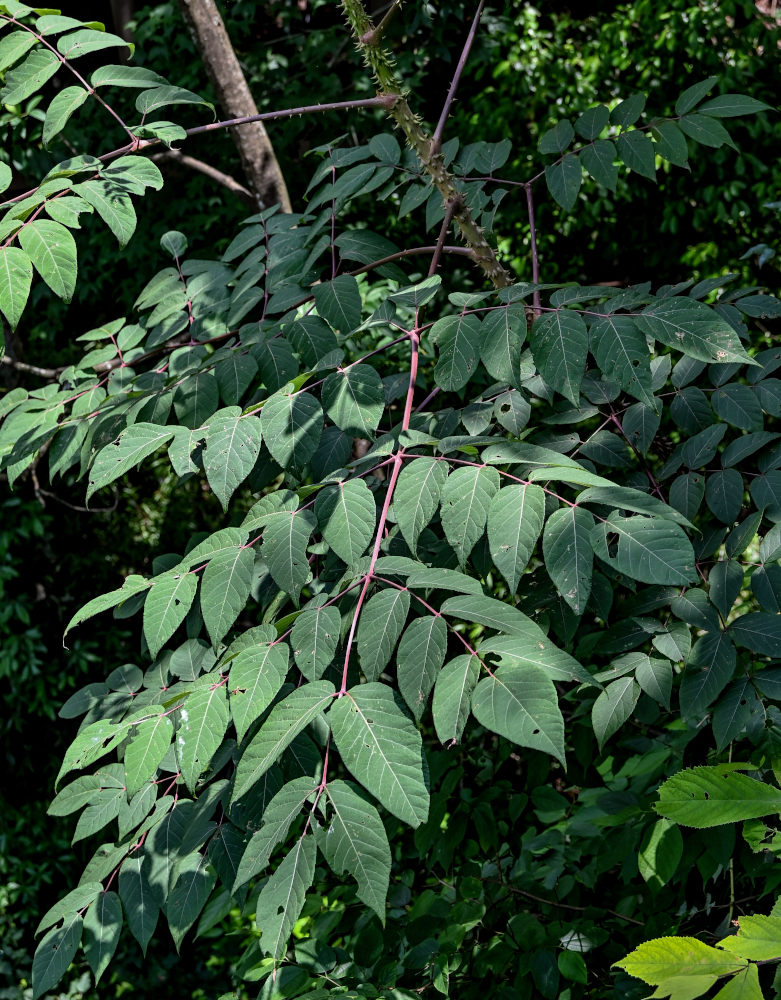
[176,0,292,212]
[109,0,136,41]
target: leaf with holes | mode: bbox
[329,682,428,827]
[200,546,254,648]
[18,219,77,301]
[357,587,410,682]
[291,606,341,681]
[432,654,481,745]
[433,313,483,391]
[656,767,781,827]
[32,915,83,1000]
[142,571,198,659]
[397,615,447,721]
[543,506,595,615]
[590,314,655,407]
[319,779,391,923]
[635,298,754,366]
[82,892,122,985]
[255,833,316,959]
[487,484,545,594]
[440,465,500,565]
[124,714,172,798]
[592,513,697,586]
[87,424,175,501]
[177,685,229,792]
[315,479,376,566]
[229,643,288,743]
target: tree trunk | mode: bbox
[109,0,136,41]
[176,0,292,212]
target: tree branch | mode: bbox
[431,0,486,156]
[150,148,254,204]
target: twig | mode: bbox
[150,149,254,204]
[525,183,541,315]
[431,0,486,156]
[361,0,403,45]
[1,356,64,377]
[489,881,644,926]
[428,200,460,277]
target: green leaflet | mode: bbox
[124,714,173,798]
[592,677,641,749]
[319,779,391,922]
[255,834,316,959]
[261,508,316,604]
[591,513,697,586]
[729,612,781,657]
[200,545,254,648]
[635,298,754,366]
[478,634,595,686]
[76,180,137,248]
[142,570,198,659]
[480,307,524,384]
[1,48,59,104]
[64,575,150,636]
[589,314,655,407]
[203,410,263,510]
[488,483,545,593]
[433,313,482,391]
[176,685,229,792]
[261,390,323,469]
[18,219,77,302]
[397,615,447,721]
[48,764,124,816]
[545,153,582,210]
[82,892,122,985]
[167,852,216,951]
[135,85,212,115]
[36,883,102,936]
[229,643,288,743]
[42,85,88,147]
[471,664,566,765]
[356,588,410,682]
[580,139,618,190]
[87,424,175,501]
[0,246,32,331]
[543,506,594,615]
[638,818,683,891]
[315,478,376,565]
[329,682,429,827]
[313,274,362,333]
[719,915,781,961]
[32,914,83,1000]
[291,605,341,681]
[656,766,781,827]
[321,364,385,437]
[118,856,159,954]
[440,593,538,637]
[232,681,334,802]
[90,63,168,88]
[615,936,746,993]
[393,456,448,554]
[432,654,480,745]
[233,776,317,891]
[440,464,500,565]
[529,309,588,404]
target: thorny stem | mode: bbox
[361,0,403,46]
[431,0,487,156]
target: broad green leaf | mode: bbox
[256,338,299,391]
[656,767,781,826]
[682,424,726,469]
[313,275,362,333]
[215,352,258,405]
[651,621,691,663]
[203,411,263,510]
[321,364,384,437]
[651,120,689,167]
[124,714,172,797]
[432,654,480,745]
[76,180,136,248]
[712,963,763,1000]
[406,565,483,595]
[0,246,32,330]
[135,85,212,115]
[261,390,323,469]
[712,383,763,431]
[719,915,781,961]
[487,484,544,593]
[56,720,128,787]
[57,28,130,59]
[142,571,198,659]
[543,506,594,615]
[177,685,229,792]
[357,587,410,682]
[635,298,754,366]
[713,678,764,751]
[440,465,500,565]
[638,819,683,890]
[478,634,595,686]
[167,852,217,950]
[48,765,124,816]
[591,513,697,586]
[612,93,646,127]
[680,632,736,718]
[255,834,316,958]
[577,485,691,528]
[706,469,744,524]
[616,935,745,987]
[0,31,37,73]
[87,424,175,501]
[175,527,248,573]
[592,677,640,749]
[481,441,584,470]
[441,593,538,636]
[229,643,288,743]
[118,856,159,954]
[590,314,654,407]
[729,612,781,657]
[287,315,339,367]
[580,139,618,190]
[397,615,447,720]
[315,479,376,565]
[472,664,565,765]
[233,776,316,891]
[538,119,574,154]
[675,76,719,115]
[680,113,736,149]
[90,63,168,88]
[1,48,59,105]
[480,307,524,384]
[330,682,428,827]
[320,779,391,922]
[261,508,316,604]
[433,314,482,391]
[82,892,122,985]
[18,219,77,301]
[545,153,582,210]
[393,456,448,554]
[32,915,83,1000]
[42,85,88,148]
[200,546,254,648]
[699,94,772,117]
[575,104,609,140]
[530,310,588,405]
[291,605,340,681]
[101,155,164,194]
[36,883,102,936]
[616,130,656,180]
[232,682,334,801]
